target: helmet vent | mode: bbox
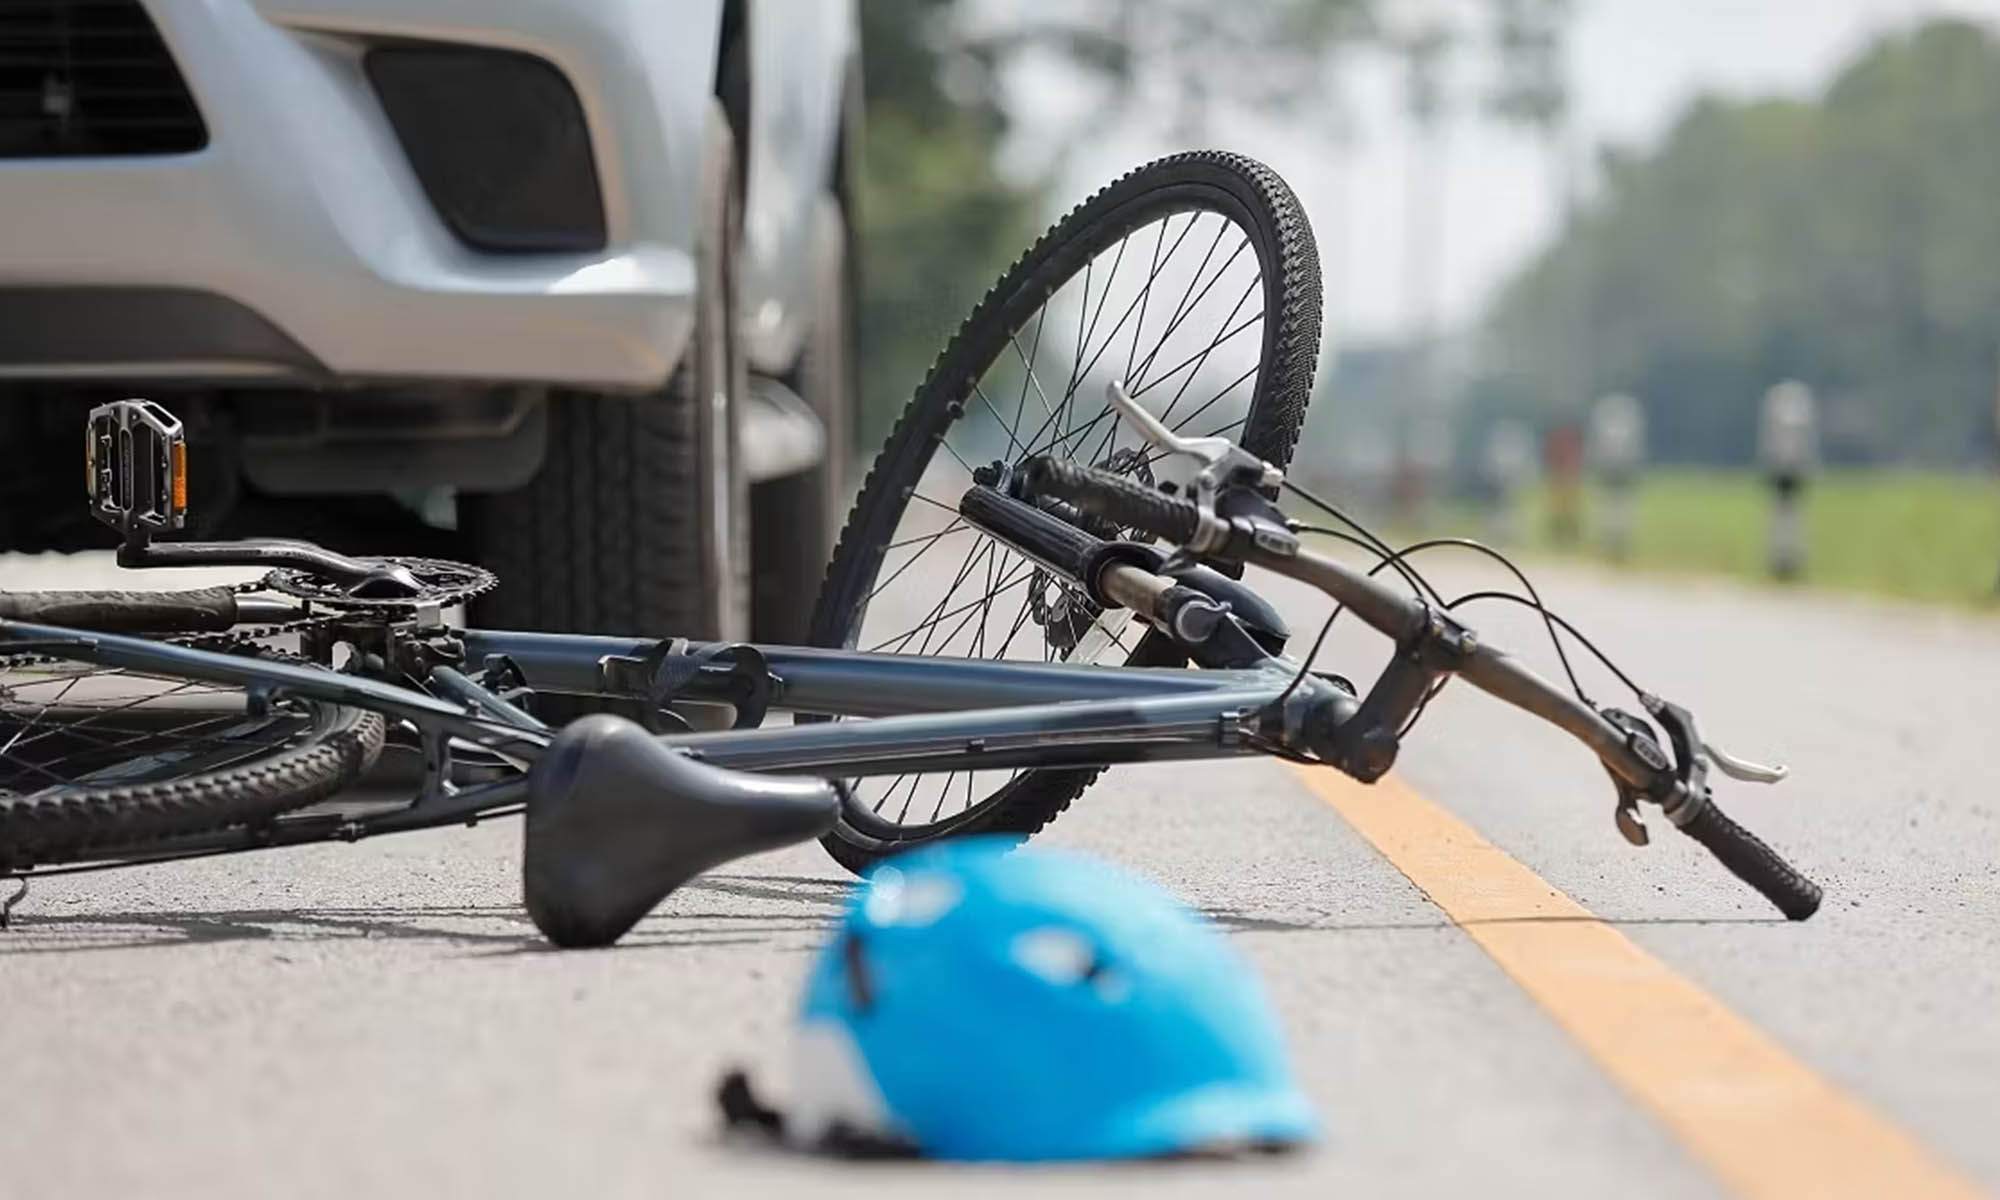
[1011,927,1095,984]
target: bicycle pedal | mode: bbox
[86,398,188,541]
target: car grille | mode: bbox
[0,0,206,157]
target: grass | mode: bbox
[1388,469,2000,610]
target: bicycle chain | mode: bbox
[0,582,334,669]
[169,581,344,654]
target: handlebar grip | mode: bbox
[1677,800,1822,920]
[1023,457,1201,546]
[957,483,1098,581]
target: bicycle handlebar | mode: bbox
[1021,455,1823,921]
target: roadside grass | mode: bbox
[1345,470,2000,611]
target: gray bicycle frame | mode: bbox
[0,619,1352,863]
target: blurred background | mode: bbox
[854,0,2000,606]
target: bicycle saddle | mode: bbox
[522,713,839,948]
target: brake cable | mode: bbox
[1261,482,1650,742]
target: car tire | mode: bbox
[467,105,749,640]
[750,192,853,644]
[0,393,98,553]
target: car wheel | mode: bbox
[468,104,748,639]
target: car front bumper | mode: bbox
[0,0,728,390]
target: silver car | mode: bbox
[0,0,860,641]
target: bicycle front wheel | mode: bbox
[807,151,1321,872]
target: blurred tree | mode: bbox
[961,0,1374,142]
[854,0,1383,449]
[1465,18,2000,466]
[1484,0,1569,130]
[854,0,1040,449]
[856,0,1579,448]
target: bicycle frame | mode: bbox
[0,618,1354,871]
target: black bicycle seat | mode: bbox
[522,713,839,947]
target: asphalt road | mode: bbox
[0,549,1995,1199]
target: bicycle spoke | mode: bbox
[1077,234,1128,384]
[40,711,290,773]
[18,710,273,773]
[1126,221,1228,391]
[892,771,924,824]
[1009,305,1056,426]
[867,513,972,604]
[1157,362,1260,441]
[0,663,311,797]
[971,384,1030,459]
[1028,282,1259,469]
[1073,292,1261,472]
[1125,216,1172,382]
[4,674,219,758]
[1129,229,1248,391]
[1052,257,1095,457]
[935,436,977,477]
[917,537,1008,657]
[0,667,87,761]
[1130,282,1261,408]
[992,584,1042,660]
[931,548,1010,656]
[882,521,970,553]
[890,537,999,657]
[871,553,1036,655]
[1006,217,1209,465]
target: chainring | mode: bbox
[261,556,496,612]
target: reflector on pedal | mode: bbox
[86,399,188,540]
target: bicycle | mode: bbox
[0,153,1820,947]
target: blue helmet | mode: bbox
[765,838,1316,1160]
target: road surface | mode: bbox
[0,549,1994,1199]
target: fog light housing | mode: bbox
[366,43,607,254]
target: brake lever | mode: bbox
[1703,740,1789,785]
[1636,693,1788,787]
[1105,380,1282,504]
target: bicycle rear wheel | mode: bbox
[0,648,384,867]
[807,151,1320,872]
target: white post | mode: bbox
[1589,393,1645,560]
[1482,421,1535,544]
[1410,415,1453,532]
[1759,381,1819,580]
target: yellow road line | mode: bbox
[1289,764,1989,1200]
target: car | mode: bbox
[0,0,860,643]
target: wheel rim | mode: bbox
[834,200,1278,835]
[0,656,316,797]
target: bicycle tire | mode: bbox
[807,151,1320,873]
[0,650,385,867]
